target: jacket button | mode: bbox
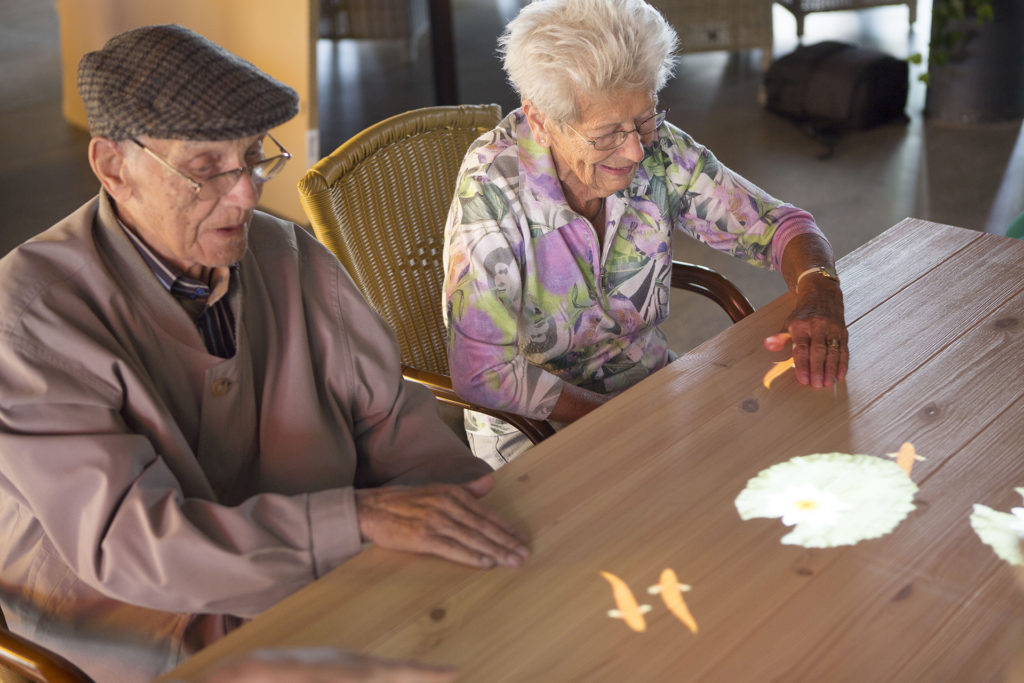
[211,378,231,396]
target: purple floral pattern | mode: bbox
[443,109,818,436]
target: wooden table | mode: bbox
[164,219,1024,682]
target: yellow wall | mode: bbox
[56,0,317,224]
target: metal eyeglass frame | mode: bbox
[130,133,291,200]
[563,110,668,151]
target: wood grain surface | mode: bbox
[163,219,1024,682]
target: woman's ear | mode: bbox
[88,137,133,202]
[522,100,552,147]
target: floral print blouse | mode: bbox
[443,108,822,434]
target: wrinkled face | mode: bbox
[546,89,657,203]
[117,135,265,272]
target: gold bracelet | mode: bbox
[796,266,839,290]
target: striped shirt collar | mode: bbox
[117,219,240,358]
[118,220,237,305]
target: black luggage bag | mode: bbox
[764,41,909,132]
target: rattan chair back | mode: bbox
[299,104,501,377]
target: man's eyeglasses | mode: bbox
[130,134,291,200]
[565,110,668,152]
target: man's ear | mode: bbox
[88,137,133,202]
[522,100,553,148]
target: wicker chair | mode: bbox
[648,0,776,72]
[0,608,92,683]
[297,104,754,446]
[298,104,552,444]
[776,0,918,38]
[318,0,425,63]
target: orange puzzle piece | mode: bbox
[658,568,698,634]
[600,571,647,633]
[886,441,924,478]
[763,357,795,389]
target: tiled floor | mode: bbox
[3,0,1022,350]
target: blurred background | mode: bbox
[2,0,1021,349]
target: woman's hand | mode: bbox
[764,276,848,388]
[770,232,849,388]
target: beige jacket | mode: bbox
[0,193,489,682]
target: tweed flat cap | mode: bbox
[77,24,298,141]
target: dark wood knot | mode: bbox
[741,398,759,413]
[429,607,447,621]
[891,583,913,602]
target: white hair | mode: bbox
[498,0,678,123]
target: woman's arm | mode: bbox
[766,232,848,388]
[443,171,563,422]
[547,382,612,423]
[658,124,848,387]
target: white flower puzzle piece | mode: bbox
[735,452,918,548]
[970,487,1024,566]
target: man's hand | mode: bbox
[764,278,848,388]
[355,475,530,569]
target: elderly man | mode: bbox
[0,24,528,682]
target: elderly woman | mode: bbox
[443,0,848,467]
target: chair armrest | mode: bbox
[0,627,93,683]
[671,260,755,323]
[401,366,556,445]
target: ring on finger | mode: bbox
[827,339,841,351]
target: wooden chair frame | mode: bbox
[0,610,92,683]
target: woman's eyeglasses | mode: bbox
[564,110,668,151]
